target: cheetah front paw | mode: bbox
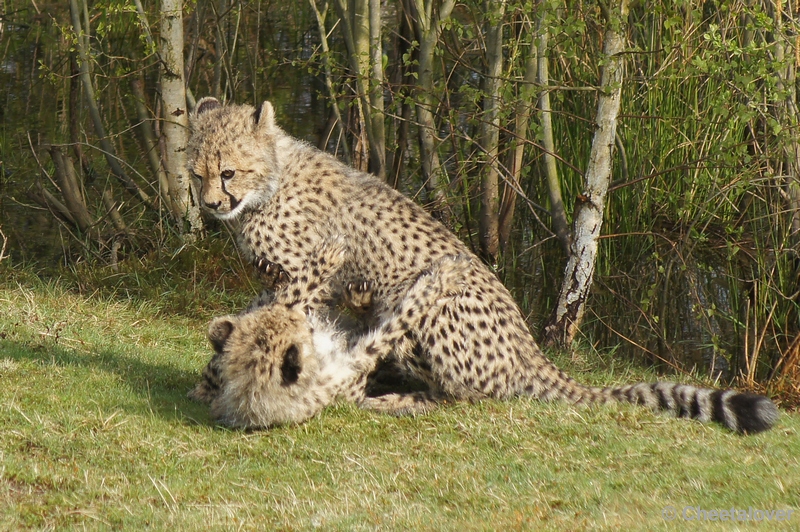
[344,280,374,313]
[253,256,291,288]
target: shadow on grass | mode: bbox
[1,339,213,426]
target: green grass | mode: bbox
[1,267,798,531]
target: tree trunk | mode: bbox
[334,0,386,178]
[130,78,177,219]
[309,0,352,164]
[478,0,506,263]
[368,0,387,178]
[0,227,7,264]
[350,0,372,173]
[411,0,456,220]
[542,0,628,347]
[102,187,127,233]
[48,146,94,234]
[389,3,415,188]
[770,0,800,248]
[351,0,370,79]
[536,11,570,255]
[502,14,537,252]
[68,54,89,174]
[213,0,228,99]
[161,0,204,238]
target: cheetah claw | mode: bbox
[253,256,291,287]
[345,280,374,312]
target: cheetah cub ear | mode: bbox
[253,101,277,135]
[208,316,235,353]
[194,96,221,116]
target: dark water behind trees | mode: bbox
[1,0,798,400]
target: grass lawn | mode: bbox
[1,268,798,530]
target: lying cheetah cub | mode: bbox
[188,238,353,406]
[190,239,469,428]
[188,97,779,434]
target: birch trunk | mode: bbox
[502,14,538,251]
[771,0,800,247]
[537,12,570,254]
[368,0,386,178]
[350,0,372,172]
[49,146,94,234]
[161,0,204,237]
[309,0,352,164]
[334,0,386,178]
[542,0,628,347]
[130,78,177,219]
[411,0,456,219]
[478,0,506,263]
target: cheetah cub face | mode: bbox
[187,97,282,220]
[205,304,352,428]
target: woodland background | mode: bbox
[1,0,799,403]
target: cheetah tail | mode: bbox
[535,358,778,433]
[595,382,779,434]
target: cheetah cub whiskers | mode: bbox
[188,97,779,434]
[190,238,469,428]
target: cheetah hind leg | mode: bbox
[359,391,447,415]
[346,255,471,415]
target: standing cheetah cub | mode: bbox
[187,97,779,434]
[191,238,469,428]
